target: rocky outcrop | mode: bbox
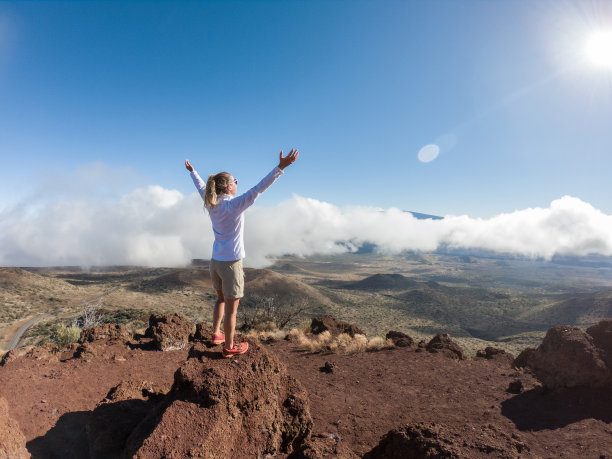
[310,316,364,337]
[513,323,612,390]
[385,330,416,348]
[145,314,194,351]
[364,422,528,458]
[79,323,132,343]
[0,397,30,459]
[124,338,312,457]
[426,333,465,360]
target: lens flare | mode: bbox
[585,30,612,68]
[417,144,440,163]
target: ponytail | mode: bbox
[204,172,232,208]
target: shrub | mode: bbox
[52,323,81,349]
[238,295,309,332]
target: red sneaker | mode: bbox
[222,342,249,358]
[211,332,225,345]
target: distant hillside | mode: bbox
[244,269,331,308]
[519,288,612,327]
[345,273,420,291]
[135,269,213,292]
[132,267,331,310]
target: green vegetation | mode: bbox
[52,323,81,349]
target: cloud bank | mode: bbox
[1,187,611,267]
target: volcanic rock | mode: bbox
[79,323,132,343]
[0,396,30,459]
[124,338,312,457]
[311,315,364,337]
[426,333,465,360]
[385,330,416,348]
[513,324,612,390]
[363,421,528,458]
[586,319,612,368]
[507,380,523,394]
[190,322,214,342]
[475,347,513,363]
[145,314,194,351]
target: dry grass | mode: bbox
[291,329,394,354]
[244,328,288,341]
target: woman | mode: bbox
[185,150,299,357]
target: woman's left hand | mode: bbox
[185,159,194,172]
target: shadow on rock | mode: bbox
[501,386,612,431]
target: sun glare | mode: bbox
[585,30,612,68]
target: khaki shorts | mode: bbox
[209,258,244,299]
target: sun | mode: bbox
[585,30,612,68]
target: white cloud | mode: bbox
[1,186,611,267]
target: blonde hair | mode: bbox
[205,172,232,208]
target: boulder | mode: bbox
[364,422,528,458]
[385,331,416,348]
[513,325,611,390]
[586,319,612,368]
[145,314,194,351]
[79,323,132,343]
[124,338,312,457]
[426,333,465,360]
[0,397,30,459]
[310,316,364,338]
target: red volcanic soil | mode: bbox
[1,330,612,457]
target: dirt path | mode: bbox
[5,285,119,351]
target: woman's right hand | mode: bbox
[185,159,194,172]
[278,149,299,170]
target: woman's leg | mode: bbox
[224,298,240,349]
[212,290,225,334]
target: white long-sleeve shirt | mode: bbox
[190,166,283,261]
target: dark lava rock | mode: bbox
[513,324,612,390]
[145,314,194,351]
[124,338,312,457]
[426,333,465,360]
[190,322,214,342]
[310,315,364,338]
[320,361,335,373]
[475,347,514,363]
[507,379,523,394]
[386,331,416,348]
[586,319,612,369]
[79,323,132,343]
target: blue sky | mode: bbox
[1,0,612,218]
